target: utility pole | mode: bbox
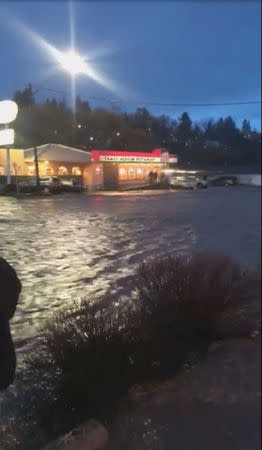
[34,146,40,189]
[5,124,11,185]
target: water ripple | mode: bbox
[0,188,260,358]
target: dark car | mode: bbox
[209,176,238,187]
[60,179,85,192]
[39,177,63,193]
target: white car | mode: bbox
[169,175,208,189]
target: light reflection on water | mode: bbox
[0,188,261,357]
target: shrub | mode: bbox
[132,253,260,376]
[26,296,144,433]
[25,253,260,439]
[134,253,259,343]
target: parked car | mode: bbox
[39,177,63,193]
[18,178,44,194]
[209,176,238,187]
[169,175,208,189]
[60,179,85,192]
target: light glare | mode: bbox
[58,50,87,76]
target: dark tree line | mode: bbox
[13,84,261,168]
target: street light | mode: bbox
[0,100,18,125]
[58,50,87,76]
[0,100,18,185]
[0,129,15,146]
[55,49,87,145]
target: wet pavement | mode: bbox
[0,186,261,358]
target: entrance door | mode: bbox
[103,164,118,189]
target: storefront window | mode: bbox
[0,166,4,175]
[136,167,144,179]
[27,165,35,175]
[128,167,136,180]
[45,167,54,176]
[40,164,54,176]
[118,167,126,180]
[72,166,82,176]
[58,166,68,176]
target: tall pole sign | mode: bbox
[0,100,18,185]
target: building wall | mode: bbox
[25,160,86,178]
[117,163,167,183]
[22,158,170,190]
[82,163,103,190]
[0,149,25,175]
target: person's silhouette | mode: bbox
[0,258,21,390]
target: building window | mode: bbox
[118,167,126,180]
[72,166,82,176]
[0,166,4,175]
[136,167,144,179]
[27,165,35,175]
[128,167,136,180]
[95,166,101,175]
[58,166,68,176]
[43,166,54,176]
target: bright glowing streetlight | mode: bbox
[0,128,14,146]
[55,49,88,143]
[0,100,18,124]
[58,50,87,76]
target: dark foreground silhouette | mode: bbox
[0,257,21,390]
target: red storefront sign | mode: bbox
[91,149,177,164]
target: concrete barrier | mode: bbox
[208,173,261,187]
[237,174,261,186]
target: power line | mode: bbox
[81,97,261,108]
[31,85,261,108]
[133,100,261,107]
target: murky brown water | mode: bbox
[0,187,261,357]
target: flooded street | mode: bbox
[0,187,261,357]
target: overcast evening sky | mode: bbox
[0,1,261,129]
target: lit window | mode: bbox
[128,168,134,174]
[118,167,126,180]
[72,166,82,176]
[43,167,54,176]
[27,165,35,175]
[95,166,101,175]
[136,167,144,179]
[58,166,68,176]
[0,166,5,175]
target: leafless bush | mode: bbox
[25,253,260,440]
[134,253,259,339]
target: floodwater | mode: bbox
[0,187,261,357]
